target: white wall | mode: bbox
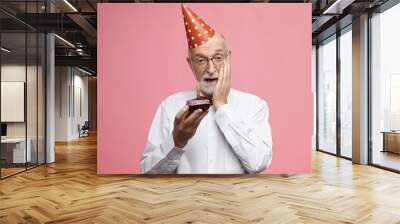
[1,65,41,137]
[55,66,69,141]
[55,67,89,141]
[1,65,26,133]
[1,64,46,164]
[1,82,25,122]
[72,73,89,138]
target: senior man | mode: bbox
[140,5,272,174]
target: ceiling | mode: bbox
[0,0,394,75]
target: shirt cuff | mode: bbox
[166,147,185,160]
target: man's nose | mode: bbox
[206,59,217,74]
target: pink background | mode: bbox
[98,3,312,174]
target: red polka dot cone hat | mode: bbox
[181,4,216,49]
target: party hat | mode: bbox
[181,4,216,49]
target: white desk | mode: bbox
[1,138,32,163]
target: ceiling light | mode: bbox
[1,47,11,53]
[322,0,354,15]
[63,0,78,12]
[54,34,75,48]
[78,67,93,76]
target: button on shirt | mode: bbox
[140,89,272,174]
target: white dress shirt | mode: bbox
[140,89,272,174]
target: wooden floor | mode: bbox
[372,150,400,171]
[1,134,400,224]
[1,167,26,178]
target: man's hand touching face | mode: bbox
[212,53,231,110]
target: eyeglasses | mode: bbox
[190,53,229,68]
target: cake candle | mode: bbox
[196,82,200,97]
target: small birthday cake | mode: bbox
[186,84,212,113]
[187,96,212,113]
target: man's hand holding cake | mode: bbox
[173,105,208,149]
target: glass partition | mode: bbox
[1,30,28,177]
[27,30,38,169]
[38,32,45,165]
[0,1,46,179]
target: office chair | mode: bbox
[79,121,90,138]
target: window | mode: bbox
[371,3,400,171]
[339,27,352,158]
[317,35,337,154]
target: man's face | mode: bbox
[187,33,230,97]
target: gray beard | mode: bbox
[199,72,218,96]
[199,79,216,96]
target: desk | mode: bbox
[1,138,31,163]
[382,131,400,154]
